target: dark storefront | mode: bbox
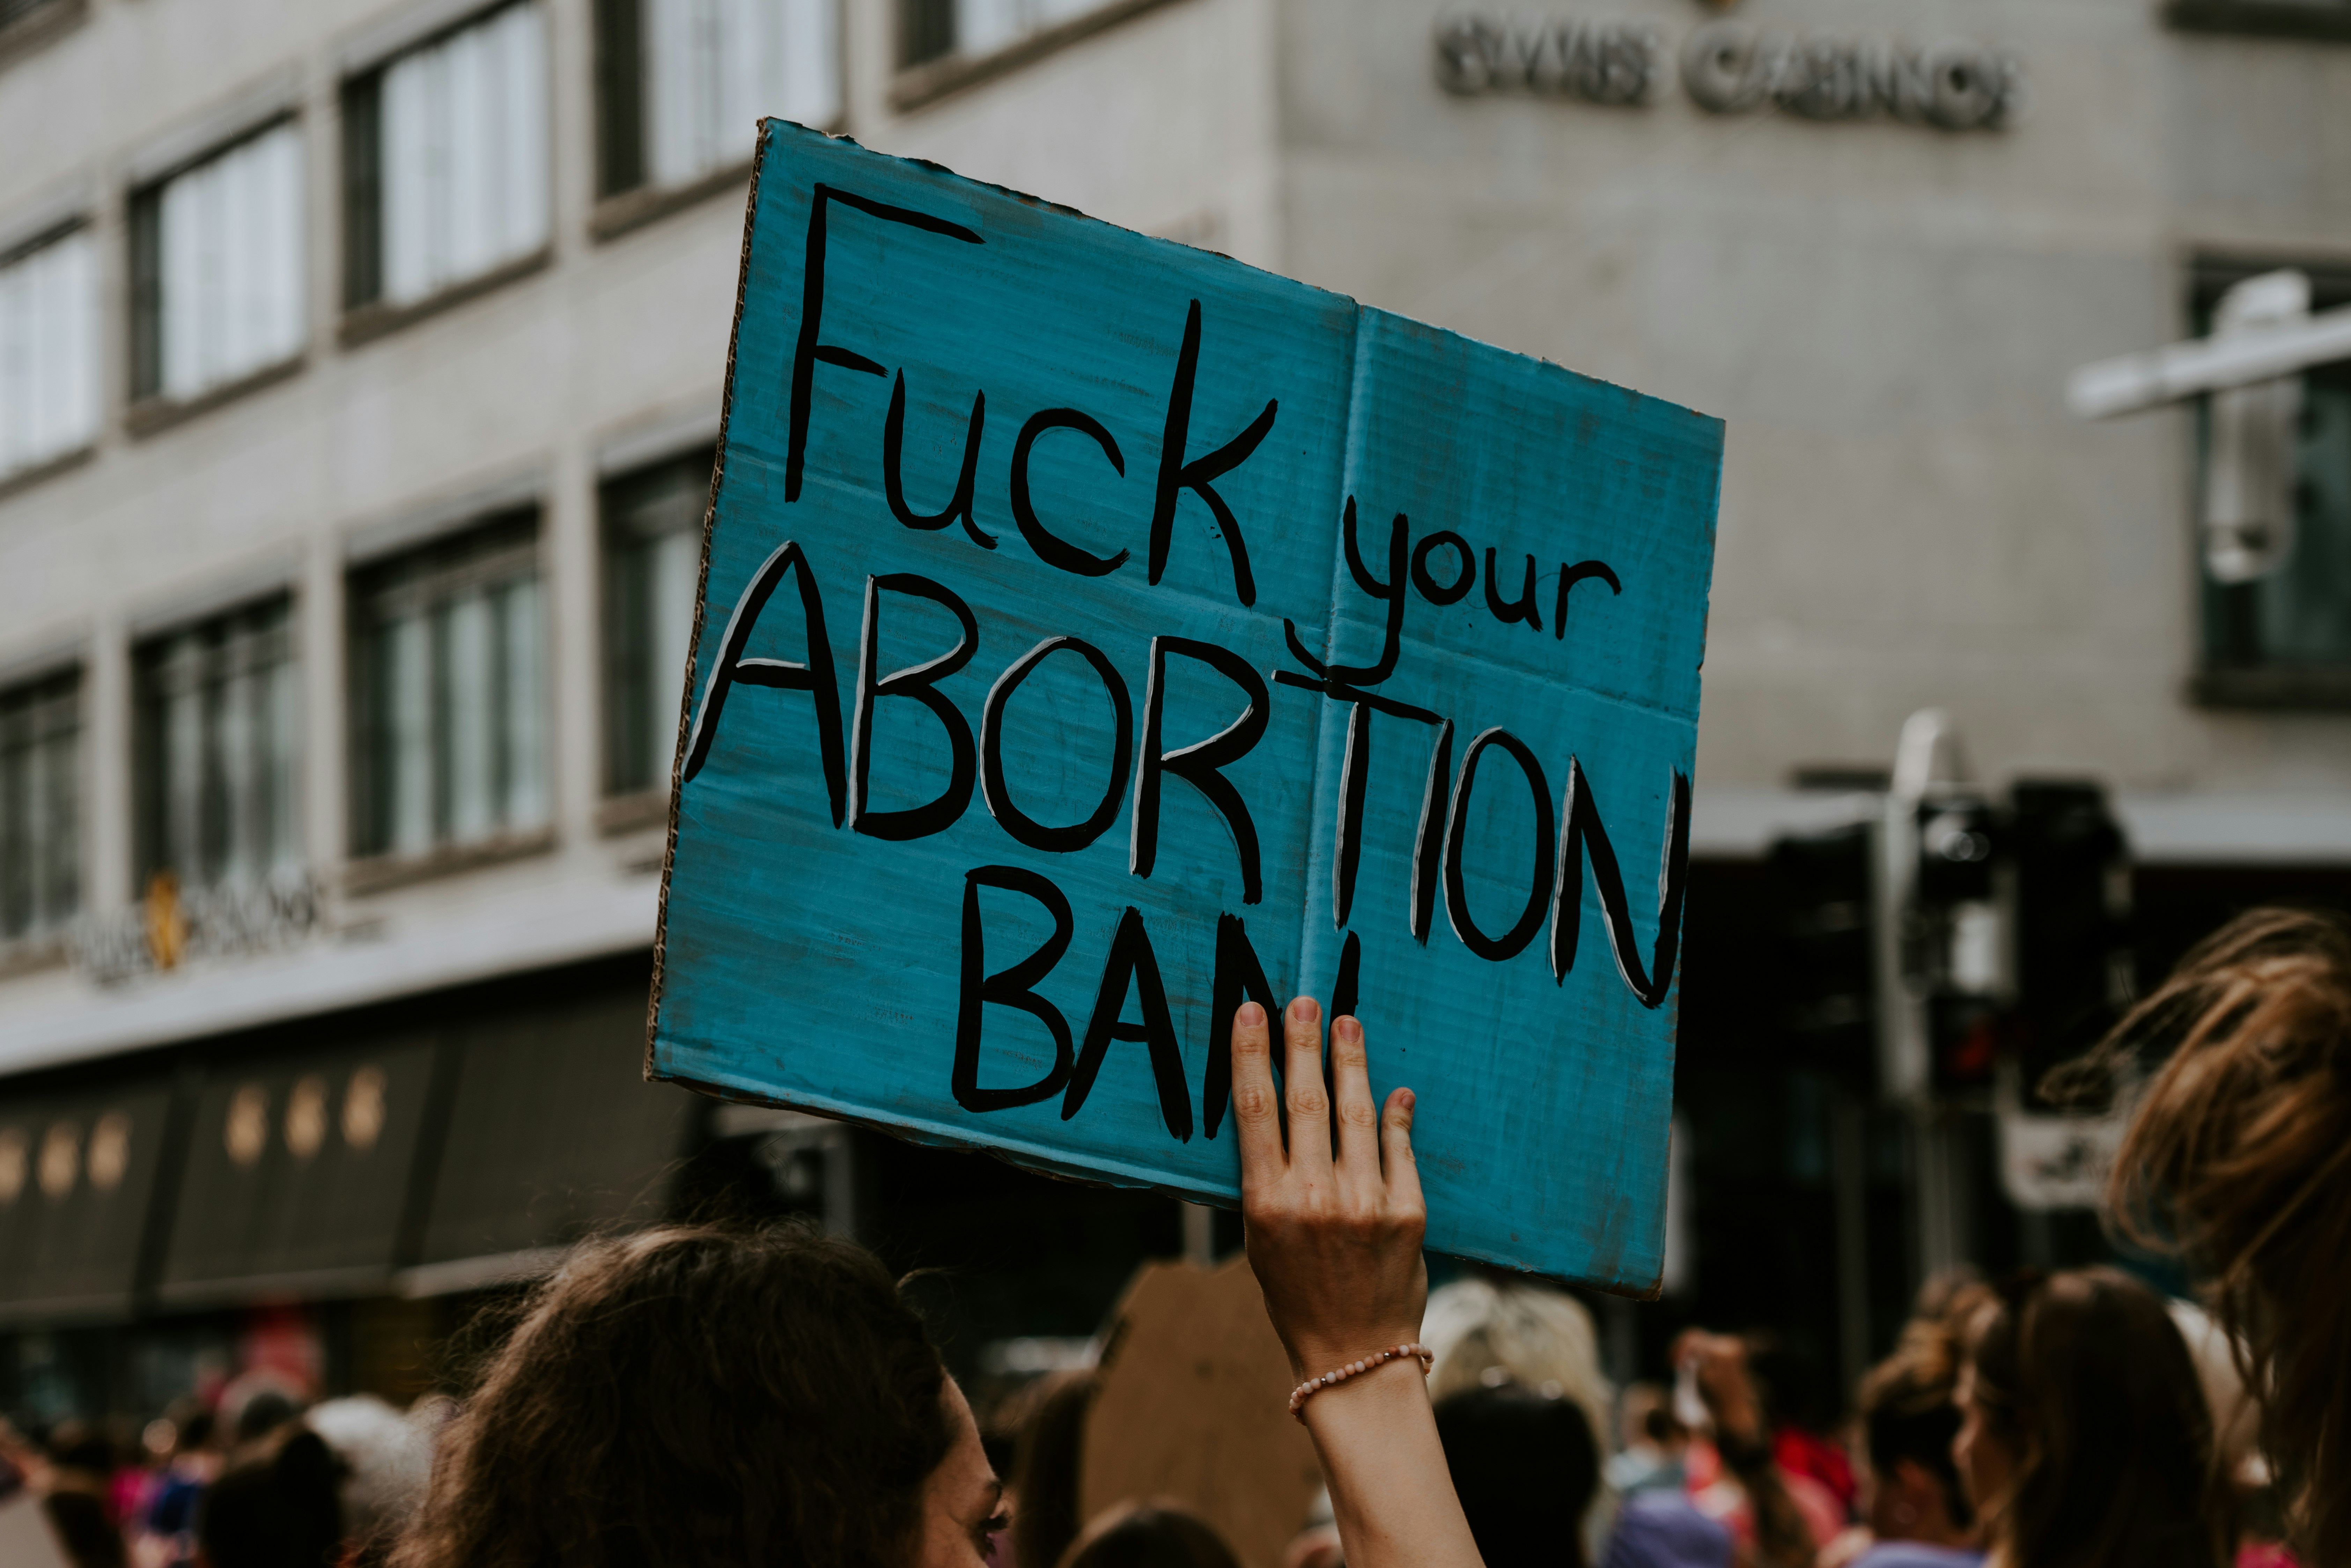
[0,952,1195,1428]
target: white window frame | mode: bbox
[140,120,308,406]
[352,517,551,862]
[0,224,99,482]
[361,1,552,312]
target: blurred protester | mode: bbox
[38,1422,125,1568]
[134,1404,220,1568]
[391,999,1479,1568]
[1606,1384,1690,1500]
[0,1418,37,1502]
[2072,908,2351,1568]
[1820,1281,1989,1568]
[1425,1274,1616,1558]
[1056,1502,1241,1568]
[1744,1343,1853,1524]
[1424,1274,1614,1473]
[307,1396,442,1567]
[224,1389,303,1452]
[1434,1380,1601,1568]
[195,1424,342,1568]
[1952,1267,2227,1568]
[1602,1493,1732,1568]
[1672,1332,1836,1568]
[388,1222,997,1568]
[996,1370,1096,1568]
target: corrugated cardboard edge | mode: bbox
[644,120,774,1079]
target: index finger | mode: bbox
[1228,1001,1286,1179]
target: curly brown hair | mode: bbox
[2084,907,2351,1568]
[390,1221,953,1568]
[1962,1268,2228,1568]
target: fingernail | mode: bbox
[1236,1001,1265,1028]
[1399,1088,1416,1116]
[1334,1016,1362,1044]
[1290,996,1321,1022]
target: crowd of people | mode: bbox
[0,906,2342,1568]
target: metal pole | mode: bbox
[1181,1201,1216,1266]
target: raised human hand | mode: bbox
[1231,997,1427,1382]
[1231,998,1479,1568]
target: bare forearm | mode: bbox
[1303,1363,1484,1568]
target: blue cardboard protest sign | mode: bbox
[651,121,1722,1290]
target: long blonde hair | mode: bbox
[2079,908,2351,1567]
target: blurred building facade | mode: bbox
[0,0,2347,1420]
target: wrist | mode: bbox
[1287,1329,1425,1382]
[1296,1349,1431,1432]
[1289,1341,1433,1423]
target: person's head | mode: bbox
[1055,1503,1240,1568]
[197,1426,343,1568]
[169,1403,219,1462]
[231,1390,303,1449]
[390,1221,1006,1568]
[1855,1284,1986,1548]
[1423,1275,1612,1481]
[1954,1268,2227,1568]
[2083,907,2351,1568]
[1432,1381,1601,1568]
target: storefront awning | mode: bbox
[0,962,702,1321]
[157,1039,438,1306]
[407,991,696,1285]
[0,1081,174,1326]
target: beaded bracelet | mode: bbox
[1288,1342,1435,1422]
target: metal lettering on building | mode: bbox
[73,872,323,985]
[1436,12,2025,131]
[1433,14,1666,104]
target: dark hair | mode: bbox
[390,1221,954,1568]
[1433,1382,1600,1568]
[197,1427,344,1568]
[176,1406,218,1455]
[234,1391,304,1447]
[1858,1280,1988,1530]
[1003,1369,1096,1568]
[1962,1267,2228,1568]
[2078,907,2351,1568]
[1056,1502,1241,1568]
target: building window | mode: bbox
[604,449,708,797]
[352,516,547,859]
[129,121,306,405]
[0,670,78,941]
[899,0,1123,68]
[135,598,301,894]
[596,0,840,199]
[344,3,550,312]
[2195,263,2351,698]
[0,227,98,482]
